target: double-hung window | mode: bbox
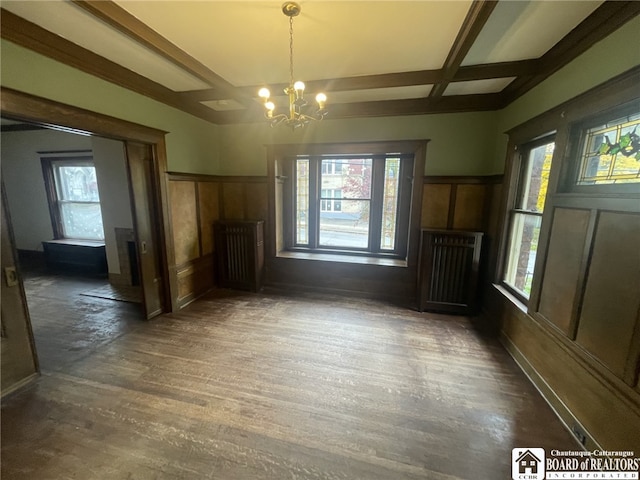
[41,156,105,241]
[290,151,413,258]
[503,138,555,300]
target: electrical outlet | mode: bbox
[572,424,587,446]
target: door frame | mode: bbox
[1,87,178,313]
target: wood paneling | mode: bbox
[168,173,494,305]
[197,182,219,256]
[538,208,591,337]
[222,182,246,220]
[169,181,199,266]
[575,212,640,382]
[493,287,640,452]
[452,184,486,231]
[245,182,268,221]
[421,184,450,229]
[176,255,215,307]
[168,175,269,308]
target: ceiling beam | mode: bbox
[429,0,498,98]
[501,0,640,105]
[215,93,504,124]
[71,0,246,104]
[183,59,538,103]
[0,9,222,124]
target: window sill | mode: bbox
[493,283,528,315]
[45,239,105,247]
[276,250,407,267]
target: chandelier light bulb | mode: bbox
[258,2,327,129]
[315,92,327,108]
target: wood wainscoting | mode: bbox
[167,172,502,308]
[167,173,267,309]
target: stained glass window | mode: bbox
[577,112,640,185]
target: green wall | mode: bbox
[219,111,499,177]
[0,40,220,174]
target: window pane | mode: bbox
[295,159,309,244]
[380,158,400,250]
[60,202,104,240]
[55,165,100,201]
[323,158,372,199]
[503,213,542,299]
[319,200,369,248]
[520,142,554,212]
[577,112,640,185]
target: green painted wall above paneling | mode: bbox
[219,110,499,176]
[0,40,220,175]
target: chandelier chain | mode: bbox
[289,16,294,87]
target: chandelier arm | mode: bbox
[259,2,326,130]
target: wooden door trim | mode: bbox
[1,182,39,396]
[1,87,176,314]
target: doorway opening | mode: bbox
[1,118,144,371]
[1,87,173,383]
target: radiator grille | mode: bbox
[417,230,483,314]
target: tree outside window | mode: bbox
[503,140,555,299]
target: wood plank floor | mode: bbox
[2,280,578,479]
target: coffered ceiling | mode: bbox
[1,1,638,124]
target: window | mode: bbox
[574,106,640,186]
[320,189,342,212]
[283,145,416,259]
[42,156,105,241]
[503,138,555,300]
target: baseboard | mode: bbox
[1,372,39,400]
[500,332,601,452]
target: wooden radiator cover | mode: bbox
[417,229,483,314]
[214,220,264,292]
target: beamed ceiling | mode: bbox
[1,1,639,125]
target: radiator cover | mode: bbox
[214,220,264,292]
[417,229,483,314]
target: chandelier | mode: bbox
[258,2,327,129]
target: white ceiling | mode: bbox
[1,0,618,122]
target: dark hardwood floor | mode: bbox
[2,273,578,479]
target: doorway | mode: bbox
[2,119,143,371]
[0,88,174,393]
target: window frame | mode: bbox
[501,135,556,305]
[289,153,413,258]
[41,155,105,241]
[269,140,427,264]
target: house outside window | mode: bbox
[41,156,105,241]
[503,138,555,300]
